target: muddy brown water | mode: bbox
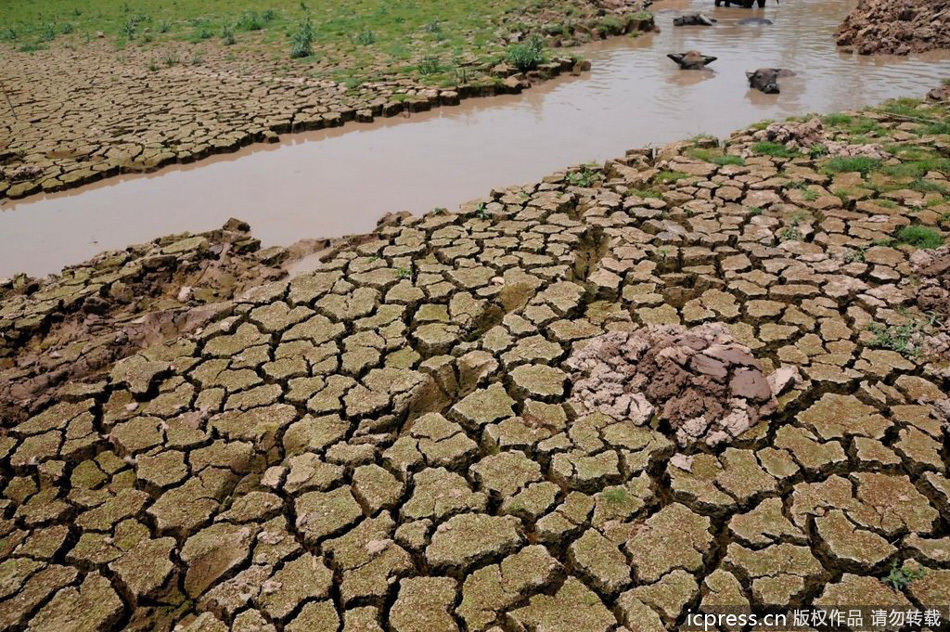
[2,0,949,278]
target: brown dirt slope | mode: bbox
[836,0,950,55]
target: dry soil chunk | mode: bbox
[426,513,523,572]
[295,487,364,544]
[569,528,631,595]
[390,577,459,632]
[506,577,615,632]
[180,523,256,597]
[257,554,333,621]
[29,573,123,632]
[625,503,712,583]
[109,536,177,602]
[723,543,824,606]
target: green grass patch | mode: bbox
[883,561,926,591]
[602,487,631,504]
[778,226,803,242]
[566,163,602,187]
[822,156,882,176]
[686,148,745,166]
[753,142,798,159]
[895,225,943,250]
[0,0,566,84]
[654,171,688,184]
[844,247,866,263]
[821,112,852,127]
[505,34,545,72]
[289,16,314,59]
[867,321,927,358]
[846,116,884,136]
[881,157,950,180]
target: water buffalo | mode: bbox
[715,0,773,6]
[668,51,718,70]
[673,13,717,26]
[737,17,773,25]
[746,68,795,93]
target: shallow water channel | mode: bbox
[2,0,949,277]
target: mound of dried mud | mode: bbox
[911,246,950,358]
[836,0,950,56]
[565,323,780,448]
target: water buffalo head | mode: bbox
[668,51,718,70]
[746,68,794,94]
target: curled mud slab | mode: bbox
[1,101,950,630]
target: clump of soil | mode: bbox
[836,0,950,56]
[910,246,950,358]
[565,323,777,448]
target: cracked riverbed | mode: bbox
[1,0,949,278]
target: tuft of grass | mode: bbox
[353,29,376,45]
[655,170,687,184]
[895,225,943,250]
[289,16,314,59]
[40,23,57,42]
[753,142,799,159]
[778,226,803,242]
[881,157,950,181]
[602,487,631,504]
[221,24,236,45]
[395,267,411,279]
[844,247,866,263]
[598,15,625,36]
[505,34,545,73]
[417,54,442,76]
[18,40,44,52]
[883,561,926,591]
[566,164,601,187]
[822,113,853,127]
[847,116,883,135]
[868,322,924,358]
[237,10,264,31]
[687,148,745,166]
[195,24,213,40]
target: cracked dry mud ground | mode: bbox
[2,101,950,632]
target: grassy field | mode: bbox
[0,0,611,83]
